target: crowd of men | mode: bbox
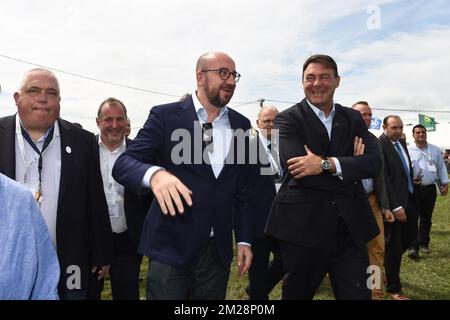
[0,52,447,300]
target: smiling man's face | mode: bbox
[302,62,340,110]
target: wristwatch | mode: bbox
[321,158,331,172]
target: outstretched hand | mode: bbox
[150,170,193,216]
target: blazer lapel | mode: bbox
[178,98,216,181]
[217,109,243,181]
[329,106,349,156]
[300,100,330,156]
[0,115,17,179]
[57,119,74,210]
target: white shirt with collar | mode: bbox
[258,133,281,176]
[142,92,233,185]
[408,142,449,186]
[15,114,61,248]
[99,137,127,233]
[306,100,342,176]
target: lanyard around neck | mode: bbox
[16,118,55,201]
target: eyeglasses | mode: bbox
[261,119,275,125]
[201,68,241,83]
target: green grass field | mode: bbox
[102,192,450,300]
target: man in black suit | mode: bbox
[112,52,254,300]
[379,115,418,300]
[0,68,112,299]
[247,106,284,300]
[265,54,381,300]
[87,97,151,300]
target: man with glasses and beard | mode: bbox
[113,52,254,300]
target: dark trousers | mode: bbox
[248,236,284,300]
[87,231,142,300]
[278,217,371,300]
[59,289,88,300]
[384,193,417,294]
[414,185,437,248]
[146,238,230,300]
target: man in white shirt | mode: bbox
[88,97,150,300]
[0,69,112,299]
[408,124,448,255]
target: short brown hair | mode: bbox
[302,54,339,78]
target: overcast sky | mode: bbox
[1,0,450,144]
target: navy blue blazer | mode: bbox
[112,97,254,269]
[265,99,381,248]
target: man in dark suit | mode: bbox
[379,115,418,300]
[112,52,254,300]
[352,101,395,300]
[87,97,151,300]
[247,106,284,300]
[0,68,112,299]
[265,54,381,300]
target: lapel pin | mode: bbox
[66,146,72,154]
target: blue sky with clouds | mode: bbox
[1,0,449,146]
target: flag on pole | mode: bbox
[418,114,436,132]
[370,117,382,130]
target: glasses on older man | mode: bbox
[201,68,241,83]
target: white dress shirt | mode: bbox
[408,143,449,186]
[99,137,127,233]
[306,100,342,176]
[15,114,61,248]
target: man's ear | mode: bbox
[13,92,20,105]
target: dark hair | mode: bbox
[412,124,426,134]
[302,54,339,78]
[352,101,369,108]
[97,97,128,119]
[383,115,401,126]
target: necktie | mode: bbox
[394,141,414,193]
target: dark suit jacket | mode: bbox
[370,132,390,212]
[112,96,254,269]
[265,99,381,248]
[0,115,113,291]
[378,134,413,210]
[249,134,277,239]
[95,136,151,248]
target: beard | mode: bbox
[204,80,234,109]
